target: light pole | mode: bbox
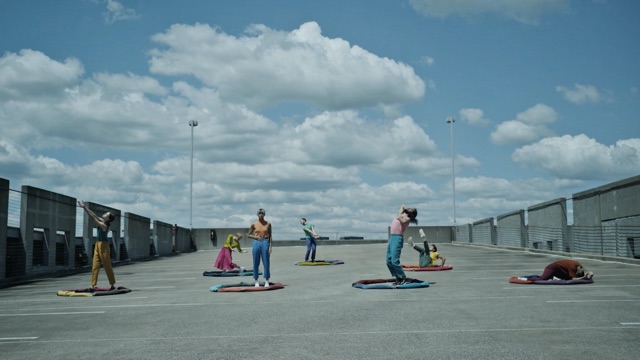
[446,117,456,225]
[189,120,198,231]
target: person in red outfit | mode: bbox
[529,259,593,281]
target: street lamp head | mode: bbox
[189,120,198,127]
[446,117,455,124]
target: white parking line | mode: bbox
[0,311,105,316]
[134,286,176,289]
[0,325,634,344]
[504,284,640,289]
[0,337,39,341]
[13,303,206,311]
[548,299,640,303]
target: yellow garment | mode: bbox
[429,251,440,266]
[223,234,243,252]
[57,291,93,297]
[91,241,116,286]
[296,261,332,266]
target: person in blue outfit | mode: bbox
[247,208,272,287]
[386,204,418,285]
[300,218,320,262]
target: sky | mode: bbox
[0,0,639,240]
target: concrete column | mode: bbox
[0,178,9,280]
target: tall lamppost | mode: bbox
[446,117,456,225]
[189,120,198,231]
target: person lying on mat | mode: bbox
[408,238,446,268]
[528,259,594,281]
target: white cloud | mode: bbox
[459,108,490,126]
[421,56,435,67]
[0,47,452,232]
[99,0,139,24]
[556,83,604,104]
[491,104,557,145]
[0,49,83,99]
[148,22,425,110]
[512,134,640,180]
[409,0,570,24]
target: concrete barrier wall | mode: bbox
[472,218,494,245]
[153,220,174,256]
[124,212,151,261]
[527,198,567,252]
[573,175,640,257]
[174,225,191,253]
[20,186,77,274]
[2,175,639,283]
[573,175,640,226]
[0,178,8,280]
[191,228,216,251]
[496,210,526,247]
[456,224,472,243]
[405,226,453,244]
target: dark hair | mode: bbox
[258,208,265,215]
[404,208,418,225]
[105,212,115,226]
[301,218,307,222]
[431,244,438,252]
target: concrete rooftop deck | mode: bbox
[1,243,639,359]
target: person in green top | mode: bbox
[300,218,320,262]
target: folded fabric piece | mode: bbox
[352,278,430,289]
[209,282,285,292]
[402,264,453,271]
[202,270,259,277]
[294,259,344,266]
[57,286,131,297]
[508,276,594,285]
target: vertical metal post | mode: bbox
[446,117,456,225]
[189,120,198,231]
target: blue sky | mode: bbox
[1,0,639,239]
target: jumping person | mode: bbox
[78,201,117,290]
[300,218,319,262]
[386,204,418,285]
[214,233,246,272]
[248,208,272,287]
[528,259,594,281]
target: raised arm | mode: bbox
[233,236,243,253]
[396,205,411,224]
[78,201,108,232]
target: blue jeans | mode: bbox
[252,239,270,280]
[305,237,317,261]
[386,234,405,279]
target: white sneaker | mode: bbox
[407,236,414,247]
[419,229,426,240]
[264,280,270,288]
[240,266,245,273]
[254,280,260,287]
